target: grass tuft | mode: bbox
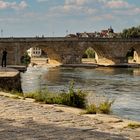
[9,81,114,114]
[85,104,97,114]
[98,100,114,114]
[84,100,114,114]
[24,81,87,108]
[127,123,140,129]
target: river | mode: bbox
[21,66,140,121]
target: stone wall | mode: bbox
[0,37,140,65]
[0,73,22,92]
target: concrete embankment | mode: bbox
[0,67,22,92]
[0,92,140,140]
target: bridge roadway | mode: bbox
[0,37,140,65]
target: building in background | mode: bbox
[27,47,42,58]
[66,27,118,38]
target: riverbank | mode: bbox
[0,92,139,140]
[62,63,140,68]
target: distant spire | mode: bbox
[108,26,114,33]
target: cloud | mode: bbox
[65,0,87,6]
[39,0,140,21]
[113,7,140,16]
[0,0,27,10]
[36,0,49,2]
[105,0,131,9]
[48,0,97,16]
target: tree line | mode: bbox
[120,25,140,38]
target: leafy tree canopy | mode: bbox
[120,25,140,38]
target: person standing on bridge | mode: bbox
[1,48,7,67]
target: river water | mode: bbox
[21,66,140,121]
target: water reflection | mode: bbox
[21,66,48,92]
[21,66,140,121]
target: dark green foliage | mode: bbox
[127,123,140,129]
[62,81,87,108]
[126,47,135,59]
[25,81,87,108]
[120,26,140,38]
[84,100,114,114]
[24,81,114,113]
[85,47,95,58]
[98,100,114,114]
[85,104,97,114]
[20,52,31,65]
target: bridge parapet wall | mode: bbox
[0,37,140,42]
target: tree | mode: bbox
[20,52,31,66]
[120,26,140,38]
[85,48,95,58]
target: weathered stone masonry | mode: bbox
[0,72,22,92]
[0,37,140,65]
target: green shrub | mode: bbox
[24,81,87,108]
[44,93,62,104]
[62,81,87,108]
[84,100,114,114]
[20,52,31,66]
[98,100,114,114]
[24,81,114,112]
[46,81,87,108]
[85,104,97,114]
[24,92,37,98]
[58,90,87,108]
[25,91,58,104]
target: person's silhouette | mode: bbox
[1,48,7,67]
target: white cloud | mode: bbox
[18,1,28,9]
[65,0,87,6]
[36,0,49,2]
[0,0,27,10]
[90,13,114,22]
[0,1,9,9]
[48,0,97,16]
[105,0,131,9]
[113,7,140,16]
[41,0,140,20]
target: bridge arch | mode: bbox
[20,45,63,65]
[77,42,115,65]
[126,47,139,63]
[82,47,98,64]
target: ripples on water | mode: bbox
[21,66,140,121]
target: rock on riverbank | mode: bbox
[0,92,139,140]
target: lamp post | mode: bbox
[66,30,68,36]
[1,29,3,37]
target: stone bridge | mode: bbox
[0,37,140,65]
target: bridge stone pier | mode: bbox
[0,37,140,65]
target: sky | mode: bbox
[0,0,140,37]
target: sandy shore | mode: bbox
[0,92,139,140]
